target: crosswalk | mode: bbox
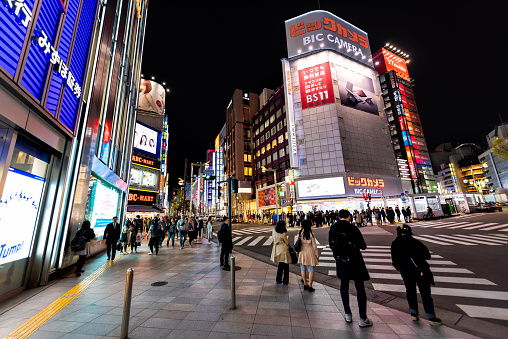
[318,245,507,320]
[413,233,508,246]
[408,220,508,232]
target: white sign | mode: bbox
[133,122,159,156]
[0,168,45,265]
[297,177,345,198]
[238,187,252,194]
[90,180,120,238]
[3,0,32,28]
[282,58,299,168]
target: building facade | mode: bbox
[479,124,508,198]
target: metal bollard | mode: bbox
[230,255,236,310]
[121,268,134,339]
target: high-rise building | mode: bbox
[479,123,508,198]
[373,47,437,194]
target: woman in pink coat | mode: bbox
[297,220,319,292]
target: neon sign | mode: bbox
[347,176,385,188]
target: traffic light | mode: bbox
[231,178,238,193]
[204,174,216,180]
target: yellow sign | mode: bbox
[215,134,220,152]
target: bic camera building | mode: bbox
[280,10,405,212]
[0,0,148,299]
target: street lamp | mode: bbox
[262,166,279,222]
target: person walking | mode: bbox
[391,224,441,325]
[104,216,121,260]
[206,216,214,244]
[270,220,291,285]
[148,218,163,255]
[329,209,372,327]
[73,221,96,277]
[296,220,319,292]
[218,218,233,270]
[166,217,177,247]
[130,215,143,253]
[188,217,197,247]
[395,206,401,222]
[120,220,130,254]
[177,216,188,249]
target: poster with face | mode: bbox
[133,122,160,157]
[335,65,378,115]
[138,79,165,114]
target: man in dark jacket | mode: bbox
[104,216,121,260]
[329,209,372,327]
[391,224,441,325]
[218,218,233,271]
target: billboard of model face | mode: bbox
[335,65,378,115]
[133,121,161,158]
[138,79,165,114]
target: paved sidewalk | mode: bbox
[0,241,479,339]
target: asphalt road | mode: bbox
[221,211,508,331]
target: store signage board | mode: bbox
[128,189,157,205]
[282,58,299,168]
[285,10,372,66]
[132,154,160,169]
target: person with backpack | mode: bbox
[73,221,96,277]
[270,220,291,284]
[329,209,372,327]
[218,218,233,270]
[296,220,319,292]
[391,224,441,325]
[177,216,188,249]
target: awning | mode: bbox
[127,205,163,213]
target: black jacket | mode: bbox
[104,222,121,244]
[77,228,96,242]
[391,234,434,284]
[329,220,370,281]
[219,223,233,249]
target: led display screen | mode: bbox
[130,166,158,191]
[89,179,120,238]
[133,121,161,158]
[257,186,277,208]
[335,64,378,115]
[297,177,345,198]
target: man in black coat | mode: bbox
[391,224,441,325]
[104,216,121,260]
[329,209,372,327]
[218,218,233,271]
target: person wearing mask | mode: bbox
[206,216,214,244]
[73,221,96,277]
[177,216,188,249]
[270,220,291,285]
[218,218,233,270]
[104,216,121,260]
[329,209,372,327]
[391,224,441,325]
[296,220,319,292]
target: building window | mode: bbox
[256,139,260,147]
[277,122,283,131]
[272,152,278,161]
[266,143,271,151]
[279,148,285,157]
[264,120,269,128]
[256,150,260,157]
[278,135,284,144]
[271,127,276,135]
[269,103,274,111]
[244,167,252,176]
[261,158,266,166]
[283,118,287,126]
[276,109,282,118]
[261,147,265,155]
[266,154,272,163]
[255,128,259,136]
[260,124,264,133]
[260,135,265,143]
[275,98,281,107]
[285,132,288,139]
[265,131,270,139]
[269,115,275,124]
[272,139,277,148]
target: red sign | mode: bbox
[299,62,334,109]
[399,116,407,131]
[287,169,295,185]
[347,176,385,188]
[373,48,410,81]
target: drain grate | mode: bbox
[151,281,168,287]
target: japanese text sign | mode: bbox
[298,62,334,109]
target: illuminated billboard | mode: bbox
[257,186,277,208]
[372,48,410,81]
[133,121,161,158]
[138,79,166,114]
[285,10,372,66]
[297,177,345,198]
[298,62,334,109]
[335,65,378,115]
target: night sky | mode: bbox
[141,1,508,189]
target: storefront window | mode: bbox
[84,176,121,240]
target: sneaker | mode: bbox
[410,313,419,321]
[429,317,442,326]
[308,287,315,292]
[345,314,352,323]
[359,318,373,327]
[303,285,309,290]
[148,252,154,255]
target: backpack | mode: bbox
[71,230,87,252]
[330,229,355,262]
[217,228,222,243]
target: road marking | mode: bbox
[463,222,498,230]
[232,236,242,242]
[235,236,253,245]
[434,222,469,229]
[451,234,503,245]
[362,249,391,252]
[368,273,496,285]
[498,228,508,232]
[456,305,508,320]
[360,258,456,265]
[413,235,453,246]
[446,222,475,229]
[263,237,273,246]
[469,234,508,243]
[436,234,485,245]
[247,236,264,246]
[359,253,443,259]
[481,224,508,231]
[364,264,473,274]
[372,284,508,301]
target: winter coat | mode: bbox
[329,220,370,281]
[270,230,291,264]
[296,232,319,266]
[219,223,233,249]
[391,234,434,285]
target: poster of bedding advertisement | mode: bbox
[335,64,378,115]
[0,168,45,265]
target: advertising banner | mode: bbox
[129,165,159,191]
[335,64,378,115]
[297,177,345,198]
[0,168,45,265]
[298,62,334,109]
[285,10,372,66]
[133,121,161,158]
[372,48,410,81]
[411,135,427,150]
[257,186,277,208]
[138,79,165,114]
[90,180,120,238]
[132,154,160,169]
[282,58,299,168]
[345,174,403,197]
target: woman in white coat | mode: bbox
[270,220,291,284]
[297,220,319,292]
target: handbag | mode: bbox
[116,242,123,251]
[288,245,298,265]
[294,236,301,252]
[135,231,142,242]
[119,232,127,242]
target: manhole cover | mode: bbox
[151,281,168,286]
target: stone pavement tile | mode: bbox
[250,323,292,337]
[218,313,255,323]
[162,303,197,311]
[207,330,250,339]
[397,335,423,339]
[308,318,351,330]
[291,316,311,328]
[59,334,104,339]
[211,321,253,334]
[354,331,401,339]
[193,304,227,313]
[184,311,222,322]
[197,298,230,307]
[153,309,190,320]
[377,314,405,324]
[139,317,181,330]
[290,309,308,318]
[59,312,101,323]
[128,326,172,339]
[292,326,314,338]
[176,319,216,332]
[256,307,290,317]
[250,335,291,339]
[350,322,397,335]
[222,306,257,315]
[304,304,339,312]
[38,320,85,333]
[387,323,418,335]
[311,328,357,339]
[257,301,290,310]
[254,314,291,326]
[89,313,123,325]
[136,308,158,317]
[306,310,342,320]
[25,330,66,339]
[165,329,211,339]
[0,316,31,328]
[70,322,118,336]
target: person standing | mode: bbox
[104,216,121,260]
[148,218,162,255]
[395,206,401,222]
[218,218,233,270]
[406,206,413,222]
[120,220,130,255]
[188,218,197,247]
[130,215,143,253]
[297,220,319,292]
[206,216,213,243]
[329,209,372,327]
[177,216,188,249]
[73,221,96,276]
[391,224,441,325]
[270,220,291,285]
[166,217,177,247]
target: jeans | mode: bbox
[167,232,175,246]
[276,262,289,284]
[179,231,187,248]
[401,271,436,318]
[220,246,231,267]
[340,279,367,320]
